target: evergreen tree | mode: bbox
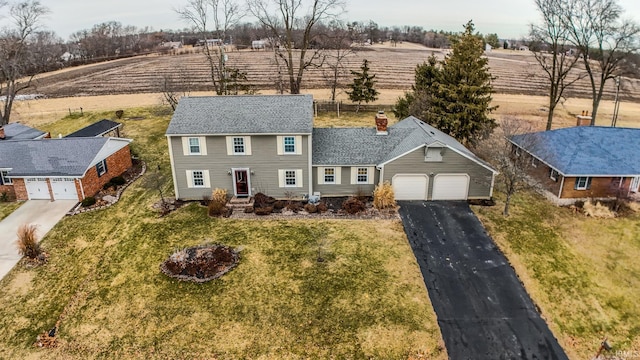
[346,59,379,113]
[394,21,497,146]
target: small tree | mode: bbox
[476,117,541,216]
[346,59,378,113]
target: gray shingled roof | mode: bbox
[313,116,496,172]
[1,123,46,140]
[511,126,640,176]
[0,138,109,176]
[166,95,313,135]
[66,119,121,137]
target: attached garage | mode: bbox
[393,174,429,200]
[51,178,79,200]
[25,178,50,200]
[432,174,470,200]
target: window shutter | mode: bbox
[182,137,190,155]
[350,167,357,184]
[104,160,109,174]
[225,137,233,155]
[199,137,207,155]
[335,167,342,185]
[277,136,284,155]
[296,169,303,188]
[203,170,211,188]
[295,135,303,155]
[278,170,285,188]
[367,167,375,184]
[186,170,194,188]
[244,136,252,155]
[317,167,324,185]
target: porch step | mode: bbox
[228,196,254,209]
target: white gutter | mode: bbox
[79,178,86,199]
[558,176,565,199]
[490,172,496,197]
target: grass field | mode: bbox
[0,108,445,360]
[473,192,640,359]
[0,202,22,221]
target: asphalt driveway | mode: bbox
[398,201,568,360]
[0,200,77,280]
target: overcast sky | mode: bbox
[31,0,640,40]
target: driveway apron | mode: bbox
[398,201,568,360]
[0,200,76,280]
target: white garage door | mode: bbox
[25,178,50,200]
[432,174,470,200]
[392,174,429,200]
[51,178,79,200]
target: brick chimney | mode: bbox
[375,111,388,135]
[576,110,592,126]
[0,126,5,140]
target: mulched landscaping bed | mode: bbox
[160,244,239,283]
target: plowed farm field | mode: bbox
[29,45,640,102]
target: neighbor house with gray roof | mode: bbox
[0,136,133,201]
[166,95,497,201]
[510,126,640,204]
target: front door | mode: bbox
[234,169,250,197]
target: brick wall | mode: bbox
[80,145,133,198]
[0,184,16,201]
[12,179,28,201]
[526,158,563,197]
[560,176,631,199]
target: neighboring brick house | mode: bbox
[166,95,497,201]
[510,126,640,204]
[0,137,132,201]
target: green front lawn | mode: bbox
[0,201,22,221]
[0,107,445,359]
[474,192,640,359]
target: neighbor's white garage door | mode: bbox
[51,178,79,200]
[392,174,429,200]
[25,178,50,200]
[432,174,470,200]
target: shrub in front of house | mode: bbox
[373,181,396,210]
[342,197,366,214]
[103,182,115,190]
[304,203,318,213]
[110,176,126,186]
[255,206,273,216]
[81,197,96,207]
[208,199,231,217]
[212,188,228,204]
[316,202,328,213]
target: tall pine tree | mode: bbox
[346,59,379,113]
[393,21,497,146]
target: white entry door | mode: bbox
[25,178,50,200]
[51,178,79,200]
[392,174,429,200]
[432,174,470,200]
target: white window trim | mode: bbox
[550,169,558,182]
[575,176,590,190]
[186,170,211,188]
[278,169,303,188]
[531,157,538,168]
[350,166,375,185]
[96,160,107,177]
[317,167,342,185]
[182,137,207,156]
[0,171,12,185]
[226,136,252,155]
[277,135,303,155]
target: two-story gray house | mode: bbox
[166,95,497,201]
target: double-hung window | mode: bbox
[285,170,297,187]
[283,136,296,154]
[96,160,107,177]
[324,168,336,184]
[233,137,245,154]
[575,177,591,190]
[188,138,201,154]
[356,167,368,184]
[0,171,12,185]
[549,169,559,182]
[192,171,205,187]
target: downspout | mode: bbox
[489,172,496,198]
[78,178,86,199]
[376,165,384,185]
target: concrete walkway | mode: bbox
[0,200,77,280]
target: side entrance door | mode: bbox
[233,169,250,197]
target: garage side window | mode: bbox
[96,160,108,177]
[0,171,12,185]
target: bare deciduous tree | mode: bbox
[562,0,640,125]
[0,0,49,125]
[530,0,585,131]
[159,66,193,111]
[477,117,542,216]
[247,0,345,94]
[177,0,242,95]
[320,20,354,102]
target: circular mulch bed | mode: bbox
[160,244,239,283]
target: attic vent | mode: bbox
[430,131,435,135]
[425,147,443,162]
